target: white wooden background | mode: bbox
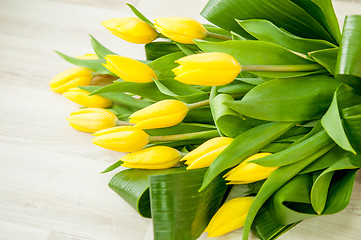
[0,0,361,239]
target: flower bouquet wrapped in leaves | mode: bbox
[50,0,361,239]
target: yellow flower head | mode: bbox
[103,55,156,83]
[92,126,149,152]
[121,146,181,169]
[154,17,207,44]
[172,52,241,86]
[102,17,158,44]
[63,88,112,108]
[182,137,233,169]
[205,197,255,237]
[224,152,277,184]
[129,100,188,129]
[49,67,93,93]
[66,108,118,133]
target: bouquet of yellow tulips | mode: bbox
[50,0,361,239]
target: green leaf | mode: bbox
[54,51,110,74]
[252,130,334,167]
[101,160,123,173]
[89,34,117,58]
[237,19,335,55]
[148,52,185,79]
[200,121,296,191]
[145,42,182,60]
[218,81,255,95]
[195,40,322,78]
[150,168,228,240]
[308,48,338,74]
[211,94,264,137]
[108,167,186,218]
[242,145,333,240]
[90,81,170,102]
[321,85,356,154]
[201,0,334,43]
[153,78,209,103]
[80,86,151,110]
[175,43,198,56]
[184,107,214,125]
[126,3,154,27]
[335,15,361,92]
[145,123,216,136]
[227,75,339,121]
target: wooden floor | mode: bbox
[0,0,361,239]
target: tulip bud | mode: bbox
[181,137,233,169]
[205,197,255,237]
[63,88,112,108]
[50,67,93,93]
[120,146,181,169]
[129,100,188,129]
[103,55,156,83]
[92,126,149,152]
[75,53,98,60]
[224,153,277,184]
[154,17,207,44]
[66,108,118,133]
[172,52,241,86]
[102,17,158,44]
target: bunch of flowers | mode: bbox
[50,0,361,239]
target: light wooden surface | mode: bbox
[0,0,361,239]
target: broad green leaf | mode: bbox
[300,146,348,174]
[261,143,291,153]
[211,94,260,137]
[321,85,356,154]
[308,48,338,74]
[175,43,198,56]
[227,75,339,121]
[184,107,214,125]
[108,167,186,218]
[310,171,333,214]
[195,40,322,78]
[201,0,334,42]
[89,34,117,58]
[145,42,182,60]
[54,51,110,74]
[252,130,334,167]
[242,145,333,240]
[307,0,341,44]
[218,82,255,95]
[150,168,228,240]
[80,86,151,110]
[237,19,335,55]
[335,15,361,92]
[90,81,170,101]
[200,121,296,191]
[252,204,299,240]
[153,78,209,103]
[126,3,154,27]
[270,174,315,225]
[148,52,185,79]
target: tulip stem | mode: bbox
[207,32,232,41]
[116,120,135,126]
[187,99,210,110]
[149,130,219,142]
[241,64,323,72]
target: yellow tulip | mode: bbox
[75,53,98,60]
[120,146,181,169]
[102,17,158,44]
[154,17,207,44]
[66,108,118,133]
[63,87,112,108]
[181,137,233,169]
[205,197,255,237]
[103,55,156,83]
[92,126,149,152]
[172,52,241,86]
[49,67,93,93]
[129,100,188,129]
[224,153,277,184]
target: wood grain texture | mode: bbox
[0,0,360,239]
